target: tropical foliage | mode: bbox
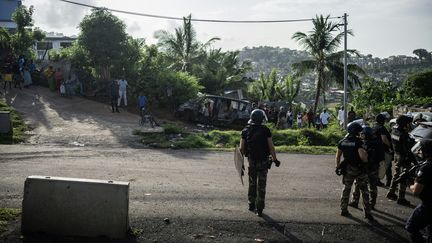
[78,8,128,81]
[155,15,219,72]
[291,14,365,113]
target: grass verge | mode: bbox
[0,208,21,233]
[135,123,342,155]
[0,99,27,144]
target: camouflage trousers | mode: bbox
[389,154,410,199]
[352,168,379,206]
[341,167,371,214]
[248,158,268,211]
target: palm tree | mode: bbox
[155,14,220,72]
[275,75,301,109]
[292,14,365,113]
[249,68,280,101]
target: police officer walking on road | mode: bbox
[349,126,385,210]
[387,115,416,206]
[335,122,374,220]
[373,113,393,187]
[405,138,432,243]
[240,109,280,217]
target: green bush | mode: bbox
[136,121,344,154]
[403,70,432,98]
[207,130,241,148]
[163,123,184,134]
[174,134,211,149]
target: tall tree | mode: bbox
[413,48,432,62]
[193,49,252,94]
[78,8,127,81]
[10,5,44,56]
[292,14,364,113]
[155,14,220,72]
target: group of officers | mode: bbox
[336,114,431,242]
[240,109,431,242]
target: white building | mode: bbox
[34,32,77,60]
[0,0,21,30]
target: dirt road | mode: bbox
[0,87,417,242]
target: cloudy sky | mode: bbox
[24,0,432,58]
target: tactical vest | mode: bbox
[391,128,412,155]
[245,125,270,162]
[339,135,362,166]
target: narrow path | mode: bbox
[2,86,160,146]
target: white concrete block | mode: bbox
[22,176,129,239]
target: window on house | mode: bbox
[60,42,72,48]
[36,42,53,50]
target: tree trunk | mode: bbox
[313,79,321,114]
[313,67,323,114]
[101,65,111,82]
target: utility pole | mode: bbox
[343,13,348,129]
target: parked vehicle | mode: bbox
[176,95,252,126]
[410,121,432,142]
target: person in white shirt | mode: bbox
[117,78,128,106]
[338,106,345,128]
[320,109,330,129]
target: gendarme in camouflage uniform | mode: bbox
[240,109,279,217]
[387,115,416,205]
[336,122,373,220]
[351,126,385,209]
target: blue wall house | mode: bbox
[0,0,22,30]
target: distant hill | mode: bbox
[238,46,309,79]
[238,46,432,85]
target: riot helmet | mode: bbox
[347,122,362,135]
[375,114,386,124]
[396,115,413,128]
[248,109,268,125]
[361,125,374,139]
[420,138,432,158]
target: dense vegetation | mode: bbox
[134,122,342,154]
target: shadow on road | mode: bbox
[346,214,410,243]
[261,213,302,243]
[373,208,408,223]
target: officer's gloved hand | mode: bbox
[335,167,342,176]
[273,159,281,167]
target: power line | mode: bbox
[59,0,341,23]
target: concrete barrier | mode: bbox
[0,111,12,134]
[22,176,130,239]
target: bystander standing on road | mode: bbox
[287,109,293,128]
[276,106,287,129]
[55,68,63,92]
[110,79,119,113]
[307,109,314,128]
[338,106,345,128]
[297,112,303,128]
[137,93,147,113]
[320,109,330,129]
[118,78,128,107]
